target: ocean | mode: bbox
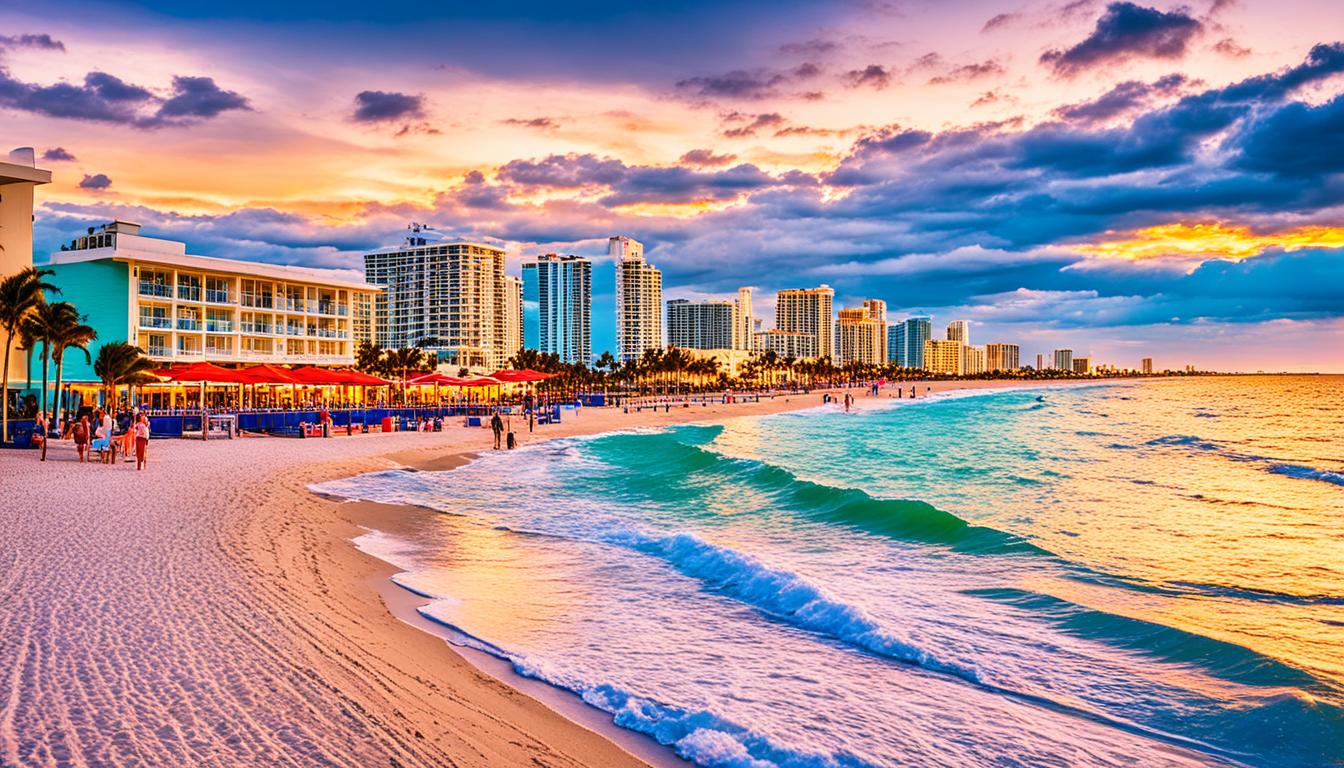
[313,376,1344,767]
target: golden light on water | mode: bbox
[1077,222,1344,262]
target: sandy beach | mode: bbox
[0,379,1046,767]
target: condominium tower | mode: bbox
[889,315,931,368]
[504,275,523,362]
[946,320,969,344]
[1141,357,1154,374]
[985,343,1020,371]
[1053,349,1074,372]
[522,254,591,364]
[924,339,965,375]
[667,299,736,350]
[612,236,662,362]
[775,285,834,361]
[835,301,887,365]
[735,287,755,351]
[363,226,510,369]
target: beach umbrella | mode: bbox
[489,368,554,383]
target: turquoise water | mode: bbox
[316,376,1344,767]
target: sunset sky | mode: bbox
[5,0,1342,370]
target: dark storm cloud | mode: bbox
[78,173,111,189]
[1041,2,1203,75]
[41,147,76,161]
[351,90,425,122]
[1229,94,1344,177]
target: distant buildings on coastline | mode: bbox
[613,236,662,363]
[524,253,591,364]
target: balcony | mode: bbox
[177,286,202,302]
[146,345,170,358]
[205,345,234,357]
[205,289,232,304]
[241,293,274,309]
[285,326,305,337]
[175,347,205,358]
[239,322,275,335]
[176,318,201,331]
[205,320,233,333]
[138,315,173,329]
[282,299,307,312]
[138,282,172,298]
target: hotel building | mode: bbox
[923,339,965,375]
[946,319,969,344]
[363,227,510,370]
[1141,357,1153,374]
[504,274,523,362]
[735,287,755,351]
[962,345,986,376]
[1053,349,1074,372]
[46,221,378,381]
[835,301,887,365]
[889,316,930,369]
[667,298,736,350]
[754,330,816,359]
[775,286,834,361]
[523,254,590,364]
[1,148,51,385]
[1073,356,1092,375]
[986,343,1020,371]
[612,236,663,363]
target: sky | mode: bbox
[4,0,1342,371]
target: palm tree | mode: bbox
[93,342,158,409]
[37,302,96,422]
[355,340,384,373]
[1,267,58,443]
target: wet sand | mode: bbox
[0,380,1047,767]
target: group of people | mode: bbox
[31,408,152,470]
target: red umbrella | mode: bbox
[489,368,555,383]
[153,362,258,384]
[287,366,352,386]
[243,364,301,384]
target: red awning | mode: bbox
[152,362,258,384]
[243,364,302,384]
[405,372,456,386]
[456,376,502,387]
[286,366,352,386]
[333,369,392,386]
[489,368,555,383]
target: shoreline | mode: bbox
[311,378,1077,765]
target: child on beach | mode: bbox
[133,414,150,470]
[73,416,90,463]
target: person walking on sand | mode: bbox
[490,410,504,450]
[133,414,150,470]
[73,415,91,463]
[33,409,48,461]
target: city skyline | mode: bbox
[5,1,1343,371]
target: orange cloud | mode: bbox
[1077,222,1344,262]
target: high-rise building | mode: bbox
[2,148,51,385]
[735,287,755,351]
[754,330,816,359]
[890,315,931,368]
[1036,353,1045,370]
[835,301,887,365]
[962,345,986,376]
[667,298,736,350]
[503,274,524,363]
[1053,349,1074,372]
[887,323,905,366]
[946,319,969,344]
[1073,356,1091,375]
[612,236,662,362]
[47,221,379,379]
[775,286,834,361]
[363,226,509,369]
[522,254,591,364]
[924,339,965,375]
[1141,357,1153,374]
[986,343,1020,371]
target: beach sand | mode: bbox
[0,379,1041,767]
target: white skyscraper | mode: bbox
[735,287,754,351]
[612,236,662,362]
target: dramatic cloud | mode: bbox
[41,147,75,161]
[0,64,248,128]
[0,33,64,51]
[78,173,111,189]
[1041,2,1204,75]
[928,59,1006,85]
[844,65,893,89]
[351,90,425,122]
[680,149,738,167]
[1053,73,1188,121]
[1229,93,1344,177]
